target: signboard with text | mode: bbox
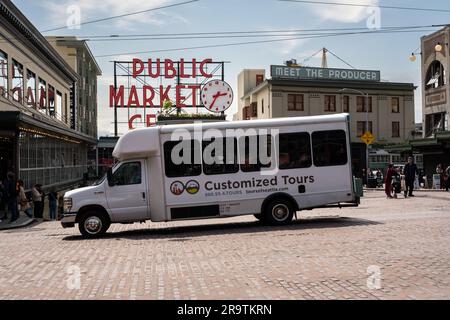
[270,65,381,82]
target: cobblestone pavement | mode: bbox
[0,191,449,300]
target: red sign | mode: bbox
[109,58,213,109]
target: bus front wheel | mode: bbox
[254,214,264,221]
[78,211,110,238]
[263,199,294,226]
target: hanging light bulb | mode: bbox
[409,53,417,62]
[435,42,443,52]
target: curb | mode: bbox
[0,218,36,231]
[364,188,448,193]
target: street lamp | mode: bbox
[339,88,370,183]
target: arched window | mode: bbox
[425,60,446,90]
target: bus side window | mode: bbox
[239,135,273,172]
[202,137,239,175]
[278,132,312,170]
[312,130,348,167]
[164,140,202,178]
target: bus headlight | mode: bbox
[63,197,73,213]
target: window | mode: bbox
[288,94,304,111]
[391,97,400,113]
[342,96,349,112]
[425,60,446,90]
[392,122,400,138]
[0,50,7,98]
[357,121,373,137]
[256,74,264,86]
[324,95,336,112]
[38,78,47,112]
[279,132,312,169]
[112,162,141,185]
[312,130,348,167]
[12,59,23,103]
[48,85,55,116]
[56,91,63,121]
[164,140,201,177]
[26,70,36,108]
[202,137,239,175]
[64,93,68,123]
[239,135,273,172]
[356,96,372,112]
[261,99,264,114]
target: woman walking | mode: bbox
[32,184,43,219]
[18,180,32,218]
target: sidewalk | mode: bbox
[0,214,35,231]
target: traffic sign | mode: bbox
[361,131,375,145]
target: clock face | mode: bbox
[201,80,233,113]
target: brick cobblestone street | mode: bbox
[0,190,449,300]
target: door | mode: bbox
[105,160,149,221]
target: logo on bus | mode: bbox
[185,180,200,195]
[170,181,185,195]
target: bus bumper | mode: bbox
[61,213,77,228]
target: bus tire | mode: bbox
[254,214,264,221]
[78,211,110,238]
[263,199,294,226]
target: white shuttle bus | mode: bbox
[62,114,362,238]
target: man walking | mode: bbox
[403,156,418,198]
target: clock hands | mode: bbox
[209,91,228,109]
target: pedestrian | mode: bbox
[4,172,19,223]
[32,184,43,218]
[403,156,419,198]
[436,164,444,189]
[0,180,7,222]
[385,164,395,199]
[392,167,402,198]
[445,165,450,192]
[18,179,33,218]
[39,185,46,219]
[48,189,58,220]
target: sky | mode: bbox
[10,0,450,136]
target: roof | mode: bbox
[241,78,416,100]
[268,78,416,91]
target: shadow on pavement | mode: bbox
[62,217,382,242]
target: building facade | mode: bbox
[0,0,97,190]
[236,66,416,177]
[46,37,101,139]
[410,26,450,180]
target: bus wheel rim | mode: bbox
[84,216,102,234]
[272,204,289,221]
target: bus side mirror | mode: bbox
[107,168,115,187]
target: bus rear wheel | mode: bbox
[263,199,294,226]
[78,211,110,238]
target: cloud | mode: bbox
[39,0,189,31]
[308,0,380,23]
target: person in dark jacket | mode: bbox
[4,172,19,223]
[403,156,418,198]
[384,164,395,199]
[48,189,58,220]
